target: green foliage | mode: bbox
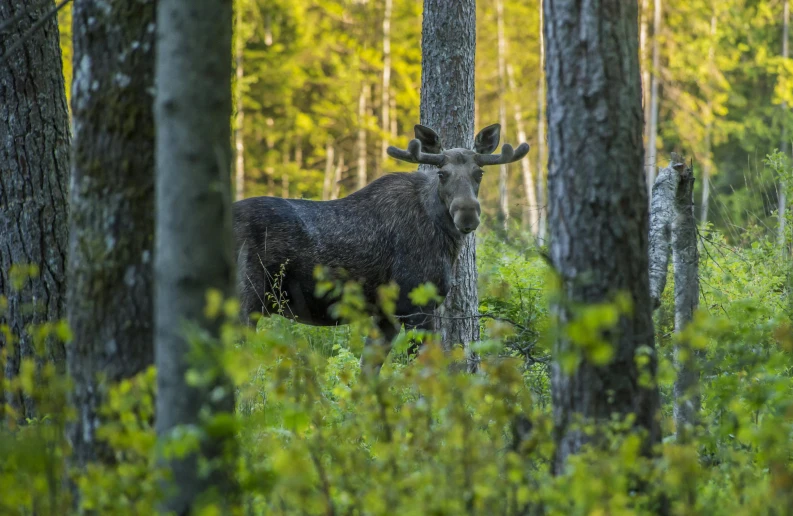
[4,233,793,514]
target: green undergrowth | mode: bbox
[2,230,793,515]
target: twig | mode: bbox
[0,0,73,65]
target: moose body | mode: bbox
[233,124,528,372]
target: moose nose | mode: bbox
[450,199,481,234]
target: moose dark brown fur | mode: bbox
[232,123,529,373]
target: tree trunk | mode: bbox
[640,0,651,178]
[323,141,335,201]
[67,0,155,470]
[358,83,369,190]
[671,157,700,442]
[331,154,344,200]
[700,13,717,229]
[282,141,290,198]
[0,0,71,423]
[380,0,392,166]
[646,0,662,193]
[544,0,660,473]
[507,64,539,235]
[420,0,478,369]
[536,0,547,243]
[779,0,790,249]
[390,90,398,139]
[154,0,238,512]
[496,0,509,232]
[234,8,245,201]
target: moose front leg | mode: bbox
[360,318,400,377]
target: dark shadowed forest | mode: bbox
[1,0,792,514]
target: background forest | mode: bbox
[1,0,792,514]
[57,0,793,241]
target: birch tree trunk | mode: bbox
[155,0,238,511]
[507,64,539,235]
[323,141,334,201]
[331,154,344,200]
[779,0,790,249]
[380,0,392,166]
[536,0,547,243]
[544,0,660,473]
[701,13,717,229]
[420,0,479,369]
[646,0,662,192]
[496,0,509,231]
[0,0,70,423]
[390,90,398,139]
[67,0,155,469]
[358,83,369,190]
[234,8,245,201]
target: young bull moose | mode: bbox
[233,123,529,374]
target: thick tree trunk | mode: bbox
[536,0,547,243]
[357,83,369,190]
[0,0,70,423]
[496,0,509,231]
[323,142,335,201]
[671,157,699,442]
[380,0,392,166]
[67,0,155,469]
[779,0,790,249]
[420,0,478,369]
[646,0,662,193]
[544,0,660,473]
[155,0,238,512]
[507,64,539,235]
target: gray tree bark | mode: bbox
[0,0,70,423]
[671,156,699,442]
[647,154,700,441]
[544,0,660,473]
[155,0,238,512]
[67,0,155,469]
[419,0,479,370]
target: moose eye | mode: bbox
[438,171,447,181]
[473,169,484,183]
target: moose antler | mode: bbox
[387,139,446,167]
[474,142,531,166]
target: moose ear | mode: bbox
[474,124,501,154]
[414,124,442,154]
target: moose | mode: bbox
[232,123,529,373]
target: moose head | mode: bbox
[387,124,530,234]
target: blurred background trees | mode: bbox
[54,0,793,242]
